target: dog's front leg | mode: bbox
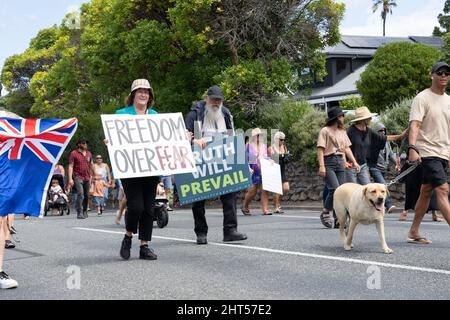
[344,219,357,251]
[375,220,393,254]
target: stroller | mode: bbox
[44,174,70,216]
[153,194,169,229]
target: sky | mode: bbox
[0,0,446,96]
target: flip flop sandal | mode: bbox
[241,207,251,216]
[320,212,333,228]
[432,215,444,222]
[262,212,273,216]
[407,237,432,244]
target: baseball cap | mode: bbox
[206,85,224,100]
[431,62,450,73]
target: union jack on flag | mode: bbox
[0,117,78,217]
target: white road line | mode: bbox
[269,214,449,226]
[74,227,450,276]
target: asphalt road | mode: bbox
[2,208,450,300]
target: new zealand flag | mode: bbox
[0,118,78,216]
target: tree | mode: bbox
[1,0,345,129]
[372,0,397,37]
[433,0,450,36]
[357,42,441,113]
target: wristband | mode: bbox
[407,145,420,155]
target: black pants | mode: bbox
[73,176,90,215]
[192,192,237,235]
[121,176,159,241]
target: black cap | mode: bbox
[76,138,89,146]
[206,85,224,100]
[327,107,346,123]
[431,61,450,73]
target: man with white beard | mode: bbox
[185,85,247,245]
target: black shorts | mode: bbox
[421,157,448,188]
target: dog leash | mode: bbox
[385,161,420,187]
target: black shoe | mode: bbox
[223,230,247,242]
[139,245,157,260]
[120,235,132,260]
[77,214,85,219]
[10,226,17,235]
[196,234,208,245]
[4,240,15,249]
[83,211,88,218]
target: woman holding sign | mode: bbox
[109,79,160,261]
[268,131,291,214]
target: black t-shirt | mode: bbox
[347,125,386,165]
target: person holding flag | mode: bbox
[0,109,78,289]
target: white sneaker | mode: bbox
[387,205,396,214]
[0,271,18,289]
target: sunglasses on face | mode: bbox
[435,71,450,77]
[279,139,285,141]
[96,157,102,160]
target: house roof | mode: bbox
[325,35,444,58]
[308,64,368,103]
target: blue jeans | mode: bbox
[345,164,371,185]
[369,167,393,209]
[323,156,346,211]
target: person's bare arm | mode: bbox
[67,163,74,192]
[408,121,421,162]
[344,147,361,172]
[106,164,112,184]
[317,147,326,177]
[387,129,408,142]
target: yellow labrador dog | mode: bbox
[333,183,393,254]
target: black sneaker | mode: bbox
[223,230,247,242]
[83,211,88,218]
[196,234,208,245]
[77,214,85,219]
[120,235,132,260]
[139,245,157,260]
[0,271,18,289]
[4,240,15,249]
[10,226,17,235]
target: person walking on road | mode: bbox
[268,131,291,214]
[367,123,401,213]
[185,85,247,245]
[67,139,94,219]
[242,128,271,215]
[407,62,450,244]
[111,79,161,260]
[317,107,360,229]
[346,106,406,185]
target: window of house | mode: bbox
[336,59,347,75]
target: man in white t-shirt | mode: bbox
[407,62,450,244]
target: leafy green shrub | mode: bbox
[290,107,326,168]
[339,95,363,110]
[379,97,412,134]
[357,42,440,113]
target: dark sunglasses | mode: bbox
[435,71,450,77]
[96,157,102,160]
[279,139,285,141]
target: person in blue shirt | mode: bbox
[114,79,160,261]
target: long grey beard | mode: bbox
[205,104,223,122]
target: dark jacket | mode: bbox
[185,100,234,137]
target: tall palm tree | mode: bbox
[372,0,397,37]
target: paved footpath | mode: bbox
[2,208,450,300]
